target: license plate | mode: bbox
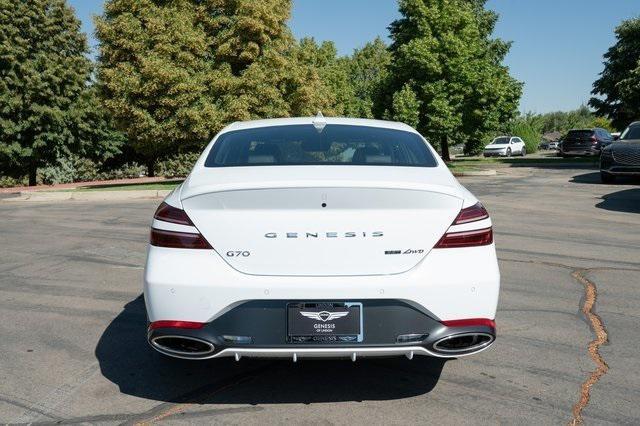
[287,302,362,343]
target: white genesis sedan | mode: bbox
[144,115,500,361]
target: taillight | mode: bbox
[151,202,212,249]
[442,318,496,329]
[453,202,489,224]
[154,202,194,226]
[435,228,493,248]
[150,228,212,249]
[148,320,205,331]
[590,136,597,144]
[434,202,493,248]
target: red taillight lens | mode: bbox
[154,202,194,226]
[434,227,493,248]
[454,202,489,225]
[148,320,205,331]
[442,318,496,329]
[150,228,212,249]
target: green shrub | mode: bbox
[36,155,145,184]
[0,175,26,188]
[100,163,146,180]
[38,157,76,185]
[157,153,200,178]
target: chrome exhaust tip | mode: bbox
[432,332,494,355]
[150,335,215,358]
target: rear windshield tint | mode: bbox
[205,125,438,167]
[566,130,594,139]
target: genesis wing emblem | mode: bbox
[300,310,349,322]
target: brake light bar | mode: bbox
[150,228,212,249]
[149,320,205,330]
[441,318,496,329]
[434,227,493,249]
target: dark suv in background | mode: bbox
[559,128,613,157]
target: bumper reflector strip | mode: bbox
[149,320,205,330]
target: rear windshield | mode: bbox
[205,125,438,167]
[621,125,640,141]
[566,130,594,139]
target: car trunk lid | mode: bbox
[180,166,463,276]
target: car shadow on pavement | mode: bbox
[596,188,640,214]
[95,296,446,405]
[571,171,640,185]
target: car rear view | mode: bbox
[144,116,500,361]
[560,128,612,157]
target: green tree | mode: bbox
[298,37,355,116]
[0,0,92,185]
[96,0,220,176]
[590,17,640,130]
[97,0,335,175]
[391,84,421,128]
[348,38,392,118]
[380,0,521,160]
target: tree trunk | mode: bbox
[440,134,451,162]
[28,163,37,187]
[146,157,156,178]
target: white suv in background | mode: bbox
[483,136,526,157]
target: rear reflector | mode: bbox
[454,202,489,224]
[442,318,496,329]
[154,202,194,226]
[150,228,212,249]
[434,227,493,248]
[149,320,205,330]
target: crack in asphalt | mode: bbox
[568,270,609,426]
[498,257,612,425]
[123,362,275,426]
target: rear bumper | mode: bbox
[147,300,496,360]
[561,147,600,156]
[144,243,500,359]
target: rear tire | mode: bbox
[521,147,526,157]
[600,172,616,184]
[506,148,512,157]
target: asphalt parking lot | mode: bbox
[1,166,639,425]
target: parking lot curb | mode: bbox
[1,189,171,202]
[452,169,497,177]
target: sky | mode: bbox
[69,0,640,114]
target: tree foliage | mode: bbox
[379,0,522,160]
[590,17,640,130]
[96,0,335,174]
[0,0,100,185]
[96,1,220,175]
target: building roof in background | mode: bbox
[542,131,563,141]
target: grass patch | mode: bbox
[446,163,484,173]
[446,154,598,173]
[451,156,598,166]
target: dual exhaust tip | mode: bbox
[151,335,215,358]
[432,332,494,354]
